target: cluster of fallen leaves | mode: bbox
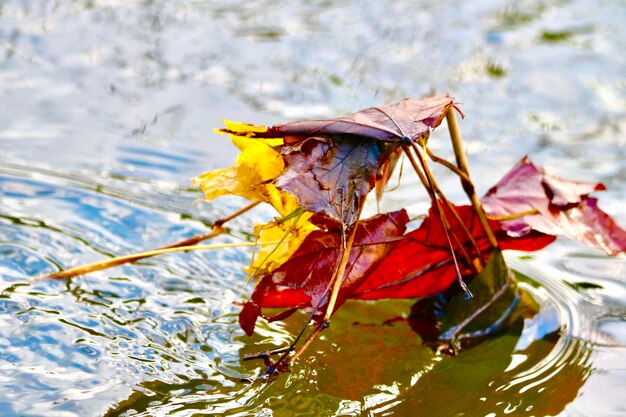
[195,93,626,342]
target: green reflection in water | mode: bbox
[103,281,592,416]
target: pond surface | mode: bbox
[1,0,625,416]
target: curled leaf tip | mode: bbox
[216,120,268,137]
[452,104,465,119]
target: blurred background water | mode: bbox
[0,0,625,416]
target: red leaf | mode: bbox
[239,203,553,335]
[482,157,626,255]
[239,210,410,336]
[351,205,554,301]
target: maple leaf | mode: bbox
[194,122,317,270]
[238,157,626,336]
[350,205,553,302]
[482,157,626,255]
[217,94,456,228]
[221,93,456,144]
[239,210,409,336]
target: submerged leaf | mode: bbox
[482,157,626,255]
[409,250,520,352]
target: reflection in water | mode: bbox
[385,276,594,416]
[1,0,625,415]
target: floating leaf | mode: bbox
[351,205,553,302]
[217,94,456,228]
[482,157,626,255]
[239,210,409,336]
[220,93,456,144]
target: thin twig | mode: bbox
[158,226,224,250]
[46,240,286,279]
[411,144,473,299]
[45,201,261,279]
[215,201,261,226]
[445,109,498,249]
[287,320,327,365]
[323,221,360,322]
[243,346,291,361]
[424,146,473,187]
[406,144,482,270]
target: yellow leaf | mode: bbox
[194,120,317,272]
[251,210,316,274]
[194,124,293,215]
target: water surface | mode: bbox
[1,1,625,416]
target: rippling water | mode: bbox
[1,1,625,416]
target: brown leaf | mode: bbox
[274,136,382,227]
[216,95,456,229]
[221,94,456,144]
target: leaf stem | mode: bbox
[410,144,474,299]
[487,209,539,221]
[323,220,360,322]
[403,147,433,197]
[287,320,327,365]
[445,109,498,249]
[424,146,472,186]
